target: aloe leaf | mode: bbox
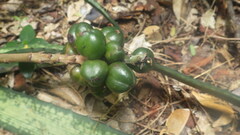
[0,86,129,135]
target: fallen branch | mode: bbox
[0,53,85,64]
[0,52,239,106]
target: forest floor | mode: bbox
[0,0,240,135]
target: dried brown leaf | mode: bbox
[182,55,214,74]
[48,86,84,107]
[195,111,215,135]
[173,0,189,22]
[212,113,234,127]
[200,9,216,29]
[172,0,184,21]
[67,1,91,22]
[36,91,88,116]
[124,34,152,53]
[192,91,235,114]
[1,0,22,12]
[143,25,162,42]
[165,109,190,135]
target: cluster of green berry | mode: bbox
[64,22,154,98]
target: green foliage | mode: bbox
[20,25,36,44]
[189,44,196,56]
[0,63,18,73]
[13,16,28,22]
[0,25,63,54]
[0,86,128,135]
[64,43,77,55]
[1,0,238,134]
[19,62,35,78]
[0,25,64,75]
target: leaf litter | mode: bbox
[0,0,240,134]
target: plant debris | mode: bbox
[0,0,240,134]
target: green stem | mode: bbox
[152,63,240,106]
[84,0,121,31]
[85,0,240,106]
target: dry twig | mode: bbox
[0,53,85,64]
